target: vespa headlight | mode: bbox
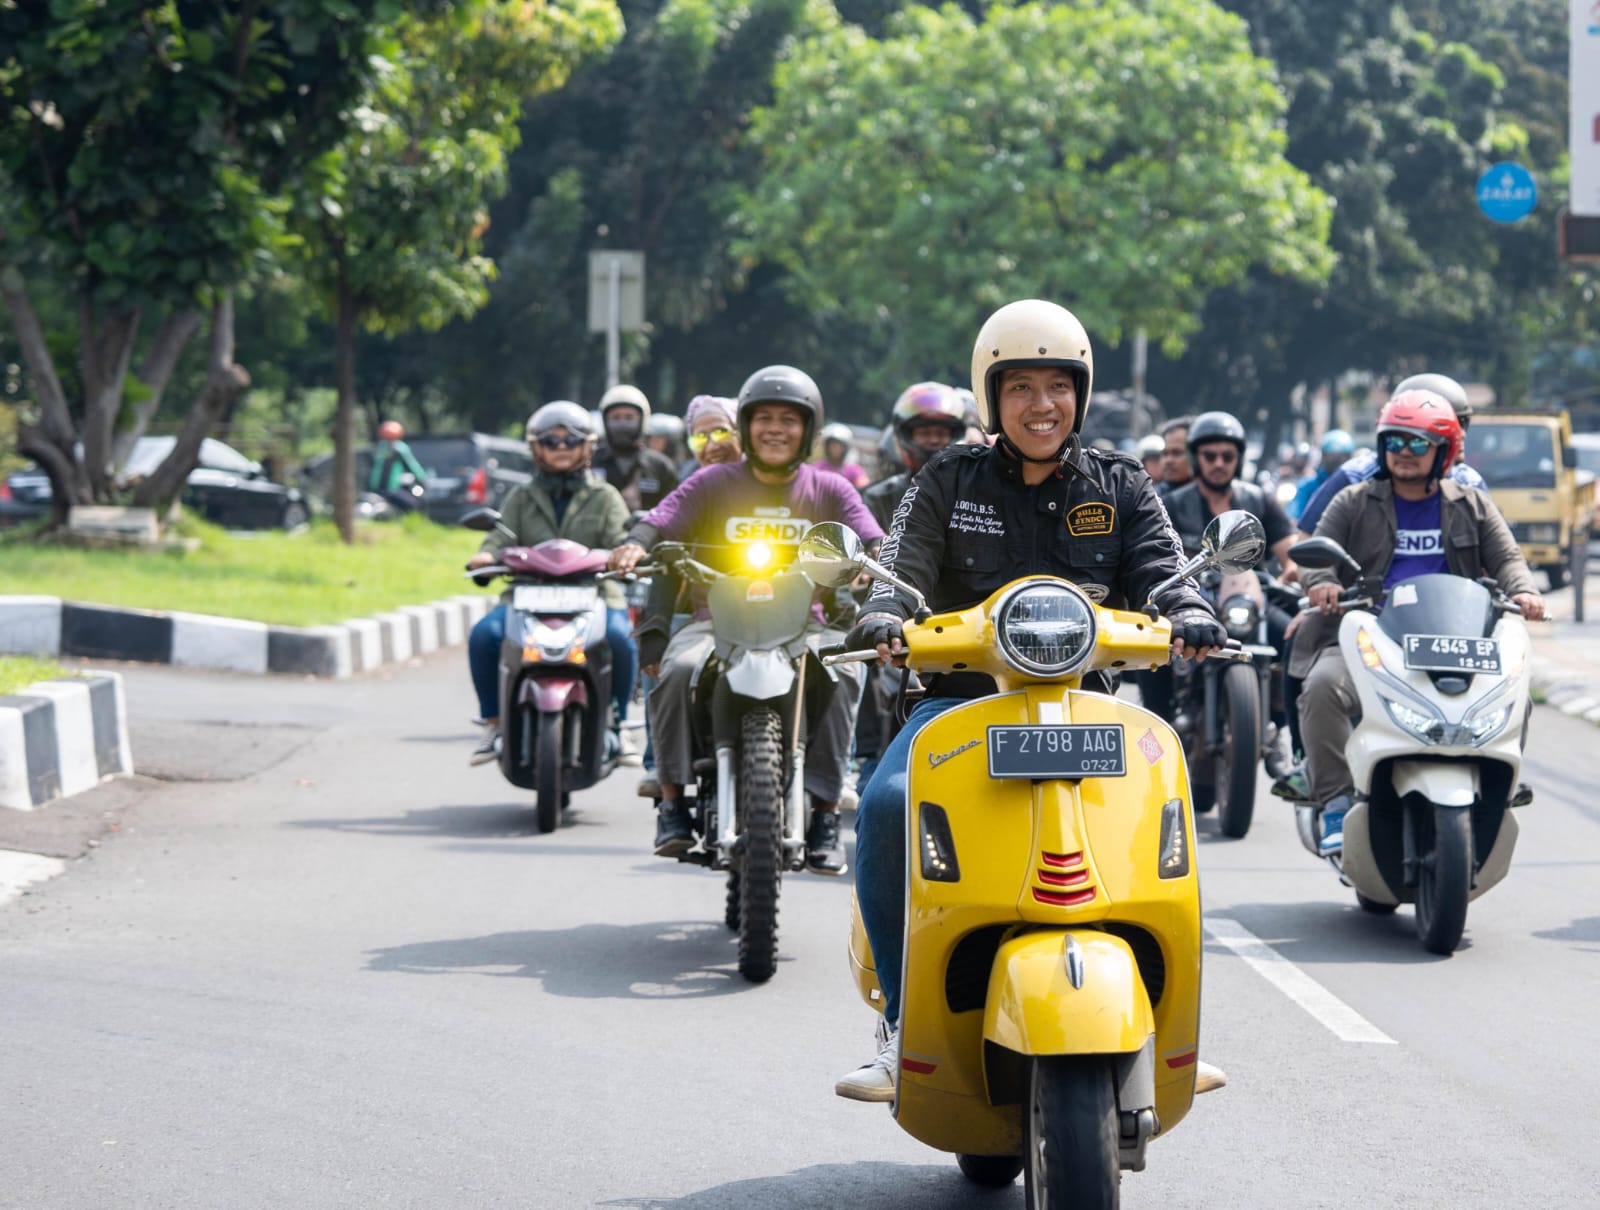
[1382,695,1445,743]
[1221,593,1259,639]
[994,580,1096,678]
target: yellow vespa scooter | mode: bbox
[799,511,1266,1207]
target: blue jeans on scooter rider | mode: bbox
[837,301,1226,1102]
[466,403,634,765]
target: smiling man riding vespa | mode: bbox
[836,299,1231,1102]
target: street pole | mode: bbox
[606,256,621,390]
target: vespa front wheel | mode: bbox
[1024,1057,1119,1210]
[1216,661,1260,839]
[535,710,563,834]
[736,708,785,983]
[1415,804,1472,955]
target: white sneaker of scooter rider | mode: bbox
[1318,795,1350,856]
[835,1017,898,1103]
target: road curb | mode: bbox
[2,593,497,680]
[1530,656,1600,726]
[0,673,132,811]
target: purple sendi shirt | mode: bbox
[1385,492,1449,590]
[635,461,885,621]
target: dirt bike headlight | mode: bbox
[1221,593,1258,639]
[744,540,774,571]
[994,580,1096,678]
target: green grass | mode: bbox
[0,656,69,697]
[0,514,488,627]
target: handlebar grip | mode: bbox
[822,649,883,666]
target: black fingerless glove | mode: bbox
[1170,607,1227,652]
[846,612,904,652]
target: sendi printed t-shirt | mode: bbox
[639,461,885,620]
[1385,492,1449,590]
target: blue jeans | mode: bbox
[854,694,969,1027]
[469,604,636,724]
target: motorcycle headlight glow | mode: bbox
[1467,702,1514,745]
[994,580,1096,678]
[533,621,579,658]
[1383,695,1444,743]
[745,541,774,571]
[1221,593,1259,639]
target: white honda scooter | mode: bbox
[1290,537,1531,955]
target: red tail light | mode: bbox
[466,467,488,504]
[0,481,11,502]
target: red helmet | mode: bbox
[1376,389,1462,478]
[890,381,966,471]
[378,420,405,441]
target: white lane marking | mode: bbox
[0,849,67,907]
[1205,916,1397,1045]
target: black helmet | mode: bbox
[1186,410,1247,478]
[736,365,823,473]
[1394,373,1471,430]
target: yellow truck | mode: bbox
[1463,410,1596,588]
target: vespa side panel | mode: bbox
[895,694,1038,1157]
[1053,688,1203,1134]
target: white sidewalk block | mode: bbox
[0,596,63,656]
[170,612,269,674]
[24,681,97,798]
[399,605,440,655]
[345,618,382,672]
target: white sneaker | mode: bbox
[835,1017,898,1102]
[1195,1059,1228,1094]
[469,723,501,767]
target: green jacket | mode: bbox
[369,439,428,493]
[480,474,630,607]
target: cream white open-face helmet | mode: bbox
[970,299,1094,436]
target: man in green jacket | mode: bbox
[466,402,634,764]
[369,420,429,508]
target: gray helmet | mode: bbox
[645,413,684,441]
[526,400,594,442]
[1186,410,1247,477]
[736,365,824,473]
[1394,373,1470,429]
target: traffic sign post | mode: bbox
[587,251,645,389]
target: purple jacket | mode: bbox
[628,461,885,620]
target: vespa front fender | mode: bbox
[983,931,1155,1056]
[723,647,796,699]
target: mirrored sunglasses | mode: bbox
[1381,433,1435,457]
[686,427,734,452]
[535,434,587,450]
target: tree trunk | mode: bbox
[115,307,205,464]
[131,293,250,511]
[78,295,141,500]
[333,252,358,544]
[1,261,87,519]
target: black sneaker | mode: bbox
[654,801,694,857]
[806,809,847,876]
[469,723,501,767]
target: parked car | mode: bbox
[300,432,533,525]
[0,437,309,531]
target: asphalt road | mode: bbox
[3,653,1598,1208]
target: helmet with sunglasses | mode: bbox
[1375,389,1462,481]
[1185,410,1247,478]
[889,381,967,471]
[736,365,824,474]
[526,400,595,442]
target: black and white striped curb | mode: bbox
[0,673,131,811]
[1530,655,1600,726]
[0,593,495,679]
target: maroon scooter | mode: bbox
[463,509,618,832]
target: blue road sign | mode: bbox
[1477,163,1537,224]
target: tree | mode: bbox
[0,2,411,524]
[294,0,621,539]
[734,0,1335,399]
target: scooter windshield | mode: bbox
[1375,573,1496,645]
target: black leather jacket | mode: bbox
[1162,478,1292,560]
[866,442,1211,695]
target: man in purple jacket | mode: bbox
[609,366,885,871]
